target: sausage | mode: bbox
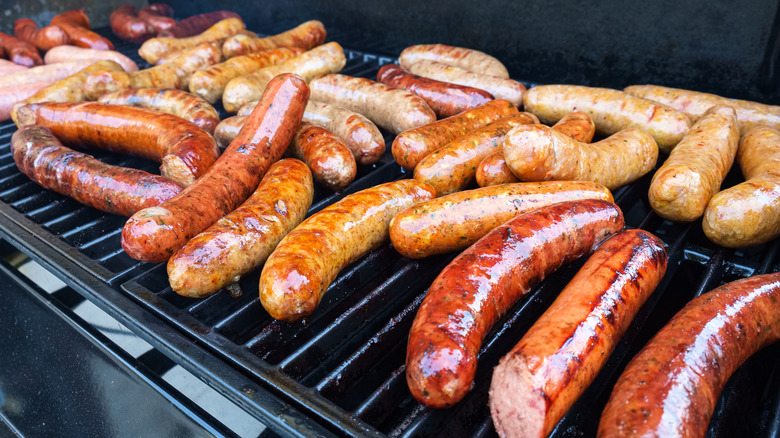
[13,18,70,51]
[83,42,222,100]
[597,272,780,438]
[0,82,50,122]
[523,84,691,153]
[703,125,780,247]
[475,111,597,187]
[0,59,28,75]
[406,199,625,408]
[376,63,495,118]
[0,60,94,88]
[259,179,436,321]
[11,125,182,217]
[213,115,246,149]
[0,32,42,67]
[50,10,114,51]
[649,104,740,222]
[391,98,518,170]
[168,158,313,298]
[489,229,667,438]
[139,18,243,65]
[289,122,357,191]
[98,88,220,135]
[223,42,346,113]
[221,20,327,58]
[158,11,241,38]
[624,84,780,135]
[15,102,219,187]
[406,60,526,107]
[138,3,176,33]
[188,47,304,104]
[389,181,613,259]
[503,125,659,191]
[121,73,309,263]
[43,46,138,72]
[413,112,539,196]
[11,60,125,124]
[399,43,509,78]
[109,4,156,44]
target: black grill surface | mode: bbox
[0,27,779,438]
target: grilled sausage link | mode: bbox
[122,73,309,263]
[0,61,94,88]
[189,47,304,104]
[414,112,539,196]
[15,102,219,187]
[406,199,625,408]
[703,125,780,247]
[649,104,740,222]
[399,43,510,78]
[11,125,182,216]
[407,60,526,107]
[221,20,326,58]
[139,17,243,64]
[503,125,659,191]
[223,42,346,113]
[0,59,27,75]
[0,31,43,67]
[51,10,114,51]
[98,88,220,135]
[138,3,176,33]
[598,272,780,438]
[377,63,495,118]
[43,46,138,72]
[392,98,518,170]
[159,11,240,38]
[625,84,780,135]
[259,179,436,322]
[168,159,313,298]
[213,115,246,149]
[0,83,50,122]
[390,181,613,259]
[489,229,667,438]
[289,122,357,191]
[109,4,156,44]
[13,18,70,51]
[523,84,691,153]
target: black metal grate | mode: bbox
[0,27,778,438]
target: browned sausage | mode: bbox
[11,125,182,217]
[391,98,518,170]
[389,181,613,259]
[289,122,357,191]
[15,102,219,187]
[703,125,780,247]
[407,60,526,106]
[97,88,220,135]
[376,63,495,118]
[413,112,539,196]
[259,179,436,321]
[597,272,780,438]
[109,4,157,44]
[399,44,509,78]
[51,10,114,51]
[159,11,241,38]
[139,18,242,65]
[138,3,176,33]
[221,20,327,58]
[213,115,246,149]
[43,46,138,72]
[121,73,309,263]
[406,199,625,408]
[168,159,313,298]
[649,104,740,222]
[0,31,42,67]
[489,229,667,438]
[13,19,70,51]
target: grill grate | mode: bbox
[0,27,778,438]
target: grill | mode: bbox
[1,21,780,438]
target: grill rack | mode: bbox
[0,28,779,437]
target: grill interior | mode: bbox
[0,27,779,438]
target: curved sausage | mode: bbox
[377,63,495,118]
[97,88,220,135]
[399,44,509,78]
[51,10,114,51]
[43,46,138,72]
[413,112,539,196]
[11,125,182,217]
[703,125,780,247]
[597,272,780,438]
[168,159,313,298]
[13,18,70,51]
[523,84,691,153]
[406,199,625,408]
[213,115,246,149]
[159,11,240,38]
[391,98,518,170]
[15,102,219,187]
[0,83,50,122]
[139,18,243,65]
[289,122,356,191]
[121,73,309,263]
[0,31,42,67]
[223,42,346,113]
[0,60,93,88]
[389,181,613,259]
[407,60,525,107]
[0,59,28,75]
[649,104,740,222]
[489,229,667,438]
[259,179,436,322]
[503,125,659,191]
[221,20,327,58]
[138,3,176,33]
[109,4,156,44]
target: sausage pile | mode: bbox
[3,8,780,437]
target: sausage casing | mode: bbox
[159,11,241,38]
[221,20,326,58]
[289,122,357,191]
[139,17,243,64]
[0,31,43,67]
[50,10,114,51]
[407,60,525,107]
[138,3,176,33]
[13,18,70,51]
[0,60,94,88]
[399,43,509,78]
[109,4,156,44]
[43,46,138,72]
